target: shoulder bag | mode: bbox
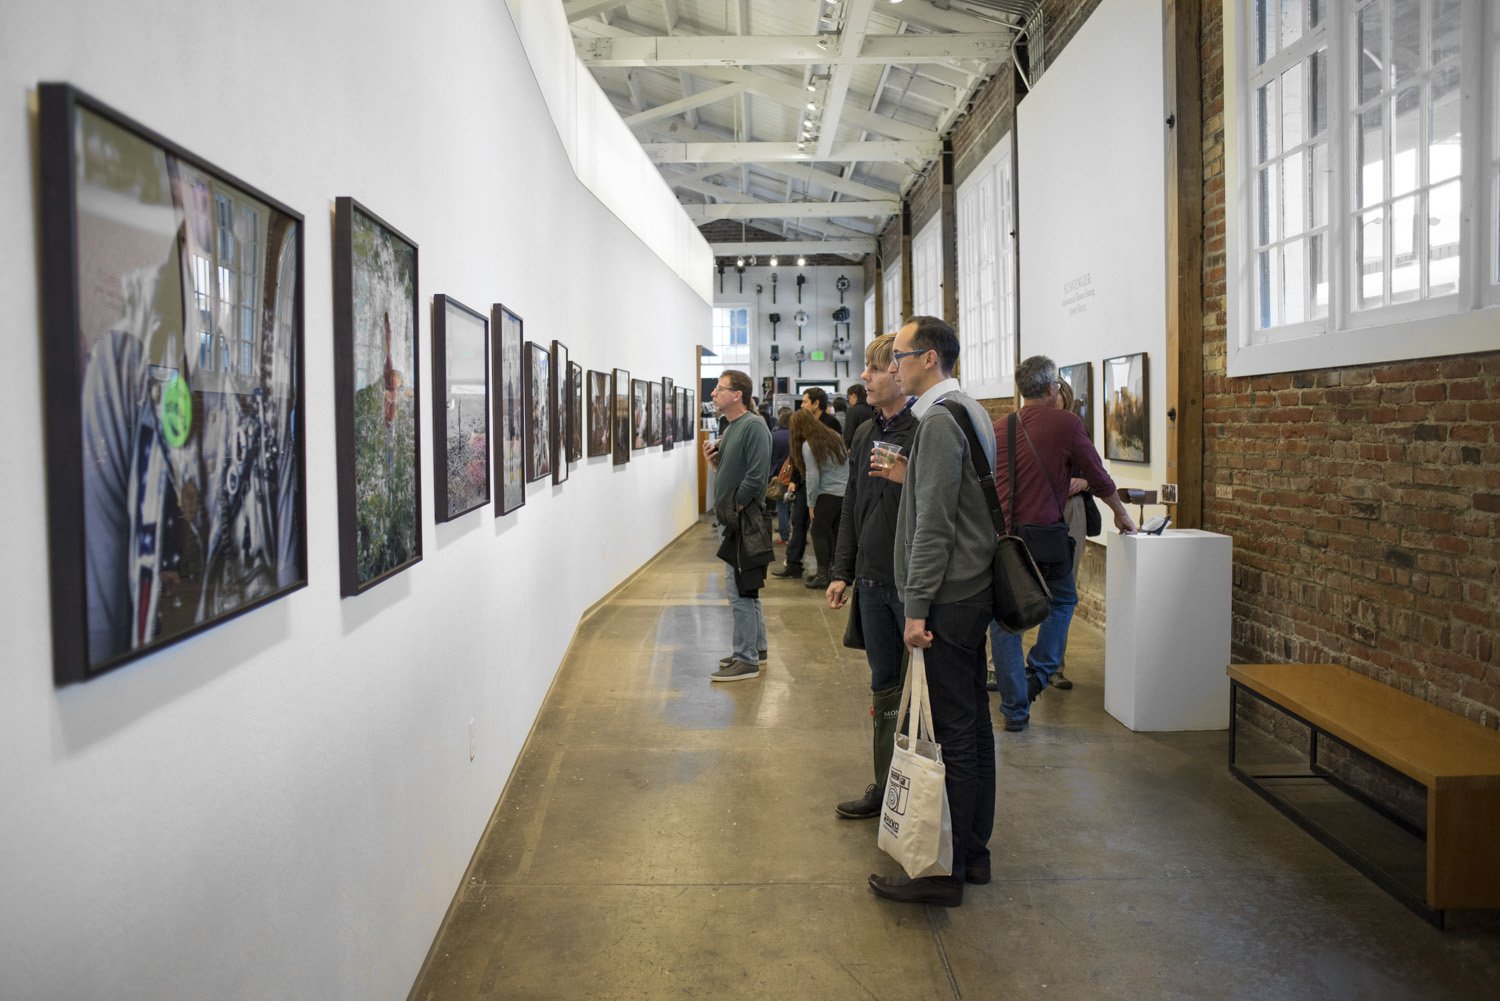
[1009,413,1073,575]
[939,401,1052,634]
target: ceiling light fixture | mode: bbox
[797,256,807,266]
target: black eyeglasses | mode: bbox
[891,347,929,363]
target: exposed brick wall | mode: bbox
[952,69,1015,189]
[908,165,942,234]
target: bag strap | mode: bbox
[895,645,936,744]
[939,399,1008,537]
[1013,411,1068,521]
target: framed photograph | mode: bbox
[587,369,611,457]
[432,295,489,522]
[612,368,631,465]
[678,389,694,444]
[1103,352,1149,462]
[631,379,649,450]
[662,376,675,451]
[568,361,584,463]
[525,341,553,482]
[1058,361,1094,443]
[550,341,569,484]
[38,84,308,683]
[491,304,525,515]
[333,197,421,596]
[646,380,663,447]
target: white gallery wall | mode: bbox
[0,1,709,999]
[1017,0,1168,501]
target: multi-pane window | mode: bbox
[711,306,750,366]
[911,220,941,319]
[1232,0,1500,373]
[863,287,876,342]
[882,259,903,329]
[184,167,266,383]
[956,133,1016,396]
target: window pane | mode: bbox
[1258,248,1278,327]
[1258,166,1279,245]
[1280,0,1302,49]
[1358,208,1386,308]
[1390,193,1420,302]
[1431,0,1461,64]
[1283,150,1306,237]
[1309,0,1322,28]
[1428,66,1461,184]
[1392,86,1421,196]
[1283,237,1307,324]
[1256,0,1272,64]
[1310,48,1328,136]
[1257,80,1277,163]
[1281,63,1304,151]
[1428,179,1461,296]
[1357,105,1385,208]
[1358,1,1385,105]
[1391,0,1420,85]
[1310,231,1329,318]
[1311,140,1329,226]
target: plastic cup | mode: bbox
[871,441,904,470]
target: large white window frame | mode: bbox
[911,218,942,319]
[882,258,904,330]
[708,306,751,379]
[956,132,1017,398]
[1226,0,1500,376]
[863,286,877,342]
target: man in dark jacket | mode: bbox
[827,333,914,819]
[842,383,875,448]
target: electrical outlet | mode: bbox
[468,718,476,762]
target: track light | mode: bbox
[770,256,778,267]
[736,255,745,267]
[797,256,807,266]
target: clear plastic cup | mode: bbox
[871,441,904,470]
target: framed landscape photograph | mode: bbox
[1058,361,1094,443]
[631,378,649,450]
[550,340,569,484]
[333,198,421,596]
[612,368,631,465]
[525,340,553,482]
[38,83,308,683]
[569,361,584,463]
[1103,352,1149,462]
[491,304,525,515]
[662,376,675,451]
[587,369,611,457]
[432,295,489,522]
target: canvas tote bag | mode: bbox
[877,646,953,878]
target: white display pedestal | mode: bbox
[1105,529,1232,731]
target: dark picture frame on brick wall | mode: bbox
[1059,361,1094,443]
[333,197,422,596]
[491,303,526,515]
[38,83,309,684]
[1103,352,1149,463]
[612,368,631,465]
[431,295,490,522]
[550,340,570,485]
[525,341,553,483]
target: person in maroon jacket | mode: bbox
[990,355,1137,732]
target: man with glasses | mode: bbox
[867,316,995,907]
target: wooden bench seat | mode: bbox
[1228,662,1500,925]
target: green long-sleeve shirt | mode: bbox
[713,411,772,511]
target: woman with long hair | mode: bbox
[789,409,849,589]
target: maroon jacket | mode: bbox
[992,406,1116,527]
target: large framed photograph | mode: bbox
[333,197,421,596]
[1103,352,1149,462]
[569,362,584,463]
[676,388,692,444]
[525,341,553,482]
[662,376,675,451]
[432,295,489,521]
[646,380,662,447]
[491,303,525,515]
[38,83,308,683]
[612,368,631,465]
[1058,361,1094,443]
[550,341,569,484]
[587,369,611,457]
[631,379,649,450]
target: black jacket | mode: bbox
[830,405,916,586]
[715,494,773,593]
[843,403,875,447]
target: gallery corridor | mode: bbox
[409,520,1500,1000]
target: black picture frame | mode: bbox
[1103,352,1149,463]
[1058,361,1094,443]
[431,295,490,522]
[587,369,611,458]
[612,368,631,465]
[333,197,422,596]
[676,388,692,444]
[631,379,649,450]
[525,340,553,482]
[569,361,584,463]
[550,340,569,484]
[662,376,675,451]
[491,303,525,515]
[38,83,308,684]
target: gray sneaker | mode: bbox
[719,650,768,667]
[711,659,761,682]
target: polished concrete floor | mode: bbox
[410,520,1500,1001]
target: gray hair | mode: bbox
[1015,355,1059,400]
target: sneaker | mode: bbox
[1051,671,1074,690]
[771,564,804,578]
[711,659,761,682]
[1004,716,1029,732]
[718,650,767,667]
[836,783,883,819]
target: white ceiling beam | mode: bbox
[659,0,702,129]
[665,175,880,239]
[577,33,1013,68]
[713,239,877,256]
[692,66,936,143]
[624,70,646,112]
[643,140,939,163]
[878,67,961,110]
[753,163,896,203]
[685,201,899,222]
[624,82,745,126]
[817,0,878,161]
[565,0,631,22]
[895,0,1015,34]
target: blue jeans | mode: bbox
[723,560,766,663]
[856,580,905,691]
[991,565,1079,723]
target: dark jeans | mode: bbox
[857,579,905,691]
[785,492,809,568]
[809,493,843,579]
[922,586,995,883]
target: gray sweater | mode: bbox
[894,381,997,619]
[713,410,772,511]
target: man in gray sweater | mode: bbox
[868,316,996,908]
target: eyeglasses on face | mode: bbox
[890,347,929,363]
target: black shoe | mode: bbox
[1051,671,1074,690]
[986,677,998,692]
[1004,716,1029,732]
[965,863,992,885]
[868,873,963,907]
[805,575,830,589]
[835,783,882,819]
[771,564,804,578]
[1026,672,1044,702]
